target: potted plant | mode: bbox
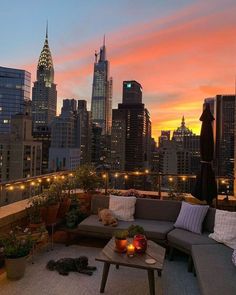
[37,190,60,225]
[127,225,145,238]
[27,198,45,231]
[0,228,33,280]
[114,229,129,252]
[74,165,103,212]
[65,209,79,229]
[50,178,72,219]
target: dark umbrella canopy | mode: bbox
[192,104,217,204]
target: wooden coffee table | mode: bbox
[95,238,166,295]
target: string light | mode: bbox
[182,177,186,181]
[61,175,65,179]
[102,174,107,179]
[20,185,25,190]
[115,173,119,178]
[8,185,14,191]
[221,180,226,184]
[168,177,173,182]
[145,169,149,174]
[124,175,128,180]
[46,178,50,182]
[30,181,35,186]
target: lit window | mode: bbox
[127,83,132,88]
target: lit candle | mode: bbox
[127,244,135,257]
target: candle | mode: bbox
[127,243,135,257]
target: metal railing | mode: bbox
[0,170,234,206]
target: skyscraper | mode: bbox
[91,37,112,135]
[215,95,235,178]
[32,25,57,173]
[49,99,80,171]
[111,80,152,171]
[0,66,31,133]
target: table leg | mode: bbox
[100,262,110,293]
[147,269,155,295]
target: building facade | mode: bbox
[0,66,31,133]
[49,99,91,171]
[111,80,152,171]
[32,27,57,173]
[91,38,112,135]
[215,95,235,179]
[0,114,42,182]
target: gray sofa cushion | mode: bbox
[134,198,181,221]
[202,207,216,233]
[78,215,174,241]
[167,228,217,252]
[192,244,236,295]
[91,196,109,214]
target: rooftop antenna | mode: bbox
[103,34,106,47]
[46,20,48,39]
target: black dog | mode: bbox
[47,256,97,276]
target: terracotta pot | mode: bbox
[40,203,59,225]
[115,238,127,252]
[57,198,71,219]
[5,256,27,280]
[78,192,92,213]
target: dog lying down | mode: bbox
[47,256,97,276]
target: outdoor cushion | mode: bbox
[192,244,236,295]
[109,195,136,221]
[78,215,174,241]
[174,202,209,234]
[78,214,130,238]
[134,198,181,221]
[91,195,109,214]
[209,209,236,249]
[167,228,217,252]
[232,250,236,267]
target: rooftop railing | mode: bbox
[0,170,235,207]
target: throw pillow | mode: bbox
[174,201,209,234]
[109,195,136,221]
[232,250,236,267]
[209,209,236,249]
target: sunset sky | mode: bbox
[1,0,236,140]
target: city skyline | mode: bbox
[1,0,236,139]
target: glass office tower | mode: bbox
[91,38,112,135]
[0,66,31,133]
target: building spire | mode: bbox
[181,115,185,127]
[103,34,106,47]
[37,24,54,83]
[99,35,106,62]
[46,20,48,39]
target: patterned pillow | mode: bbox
[174,202,209,234]
[209,209,236,249]
[109,195,136,221]
[232,250,236,267]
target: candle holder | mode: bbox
[126,243,135,257]
[133,234,147,254]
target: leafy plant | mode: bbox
[66,209,79,229]
[0,227,33,258]
[127,225,145,237]
[114,229,129,240]
[74,164,103,193]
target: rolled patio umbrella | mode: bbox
[192,103,217,205]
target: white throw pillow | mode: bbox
[209,209,236,249]
[109,195,136,221]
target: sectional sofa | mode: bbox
[78,195,236,295]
